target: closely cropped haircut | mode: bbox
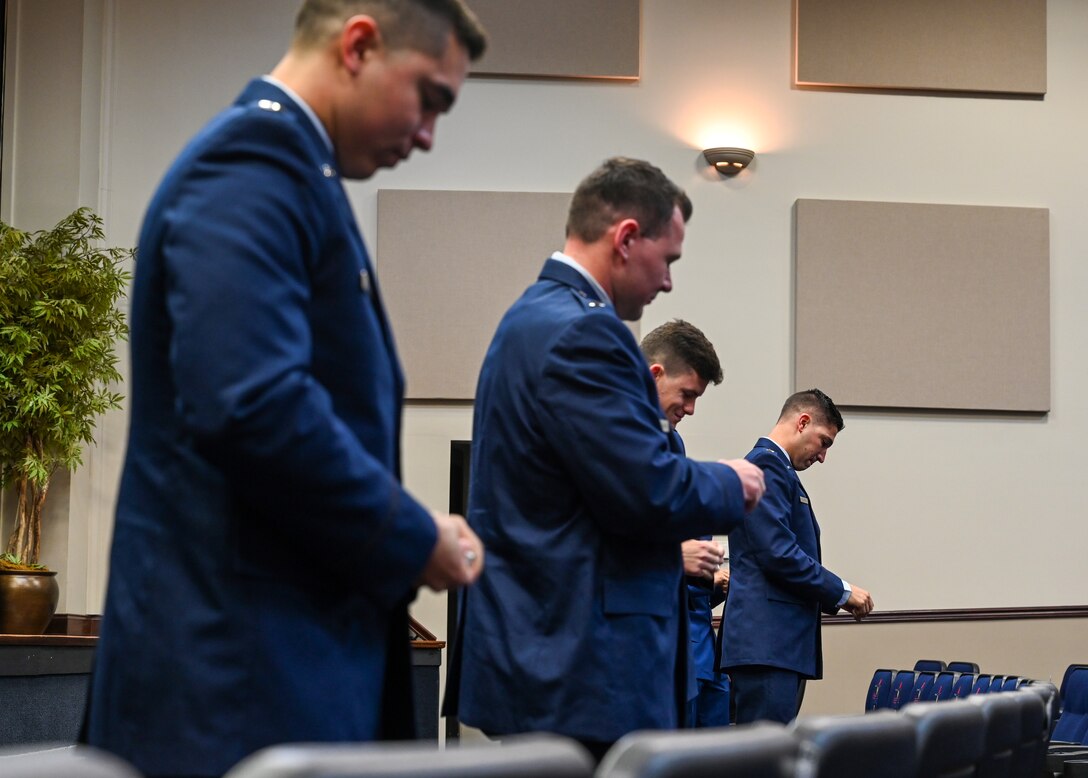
[779,388,844,431]
[566,157,693,243]
[640,319,723,386]
[293,0,487,61]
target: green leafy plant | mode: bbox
[0,207,131,569]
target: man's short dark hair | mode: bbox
[566,157,693,243]
[779,388,844,431]
[640,319,723,386]
[294,0,487,61]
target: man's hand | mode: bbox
[843,585,874,621]
[719,459,766,511]
[417,511,484,592]
[681,539,724,579]
[713,566,730,595]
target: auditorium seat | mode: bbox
[864,668,895,711]
[948,661,981,674]
[915,659,947,672]
[1006,689,1048,777]
[596,723,796,778]
[1002,676,1021,692]
[952,673,977,700]
[974,675,994,695]
[222,734,594,778]
[1022,681,1060,736]
[933,671,957,701]
[911,671,938,703]
[966,692,1021,777]
[1053,665,1088,745]
[790,711,916,778]
[989,676,1006,693]
[889,670,916,710]
[0,745,141,777]
[902,700,986,777]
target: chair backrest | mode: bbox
[864,669,895,711]
[222,735,594,778]
[597,723,797,778]
[912,671,938,703]
[902,700,986,777]
[0,745,141,778]
[989,676,1005,693]
[973,675,993,695]
[948,661,981,674]
[1054,666,1088,744]
[967,693,1022,778]
[933,671,958,702]
[889,670,916,710]
[1002,676,1020,692]
[951,673,976,700]
[790,711,917,778]
[914,659,947,672]
[1022,681,1060,737]
[1006,689,1048,778]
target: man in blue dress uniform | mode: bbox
[450,158,767,761]
[640,319,733,728]
[720,389,875,724]
[85,2,488,776]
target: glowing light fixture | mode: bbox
[702,147,755,176]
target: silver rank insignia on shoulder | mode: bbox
[587,300,604,308]
[799,495,810,504]
[257,99,282,112]
[321,164,335,178]
[659,418,671,433]
[359,269,371,296]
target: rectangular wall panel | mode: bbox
[469,0,639,80]
[795,0,1046,95]
[794,199,1050,412]
[378,190,572,400]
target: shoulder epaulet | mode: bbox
[568,286,609,311]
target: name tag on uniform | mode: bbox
[799,495,810,504]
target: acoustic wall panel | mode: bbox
[378,190,572,400]
[795,0,1046,95]
[469,0,639,80]
[794,199,1049,412]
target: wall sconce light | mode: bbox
[703,147,755,176]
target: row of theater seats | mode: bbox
[0,685,1060,778]
[866,659,1034,711]
[4,666,1083,777]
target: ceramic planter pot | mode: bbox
[0,569,60,634]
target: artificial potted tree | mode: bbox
[0,207,130,634]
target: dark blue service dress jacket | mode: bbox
[451,259,748,743]
[84,79,436,777]
[719,438,843,680]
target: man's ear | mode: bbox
[340,15,381,75]
[612,218,640,260]
[797,412,811,432]
[649,363,666,379]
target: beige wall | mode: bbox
[3,0,1087,718]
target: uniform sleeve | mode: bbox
[535,313,747,540]
[160,114,434,606]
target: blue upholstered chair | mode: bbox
[864,668,895,711]
[947,661,981,674]
[889,670,916,711]
[902,700,986,777]
[222,734,594,778]
[911,671,938,704]
[597,723,797,778]
[951,673,976,700]
[1053,665,1088,745]
[967,692,1022,777]
[791,712,917,778]
[933,671,958,702]
[914,659,947,672]
[973,674,994,695]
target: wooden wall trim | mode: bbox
[714,605,1088,631]
[824,605,1088,625]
